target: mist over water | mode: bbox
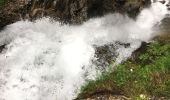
[0,0,169,100]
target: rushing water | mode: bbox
[0,0,169,100]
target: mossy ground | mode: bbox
[78,40,170,99]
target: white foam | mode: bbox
[0,0,169,100]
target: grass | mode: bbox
[0,0,6,8]
[78,41,170,99]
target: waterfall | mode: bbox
[0,0,169,100]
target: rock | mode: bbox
[0,44,6,53]
[159,0,166,4]
[0,0,151,29]
[131,42,148,62]
[85,94,130,100]
[94,44,117,70]
[0,0,29,30]
[93,42,130,71]
[160,18,170,32]
[76,91,130,100]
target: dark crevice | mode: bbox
[0,44,6,53]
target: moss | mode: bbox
[0,0,6,8]
[78,41,170,99]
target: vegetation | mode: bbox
[0,0,5,8]
[78,41,170,99]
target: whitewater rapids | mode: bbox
[0,0,169,100]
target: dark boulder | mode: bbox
[0,0,151,29]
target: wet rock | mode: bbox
[93,42,131,71]
[94,44,117,71]
[160,18,170,32]
[131,42,148,61]
[0,0,151,29]
[0,0,29,30]
[159,0,166,4]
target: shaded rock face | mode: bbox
[88,0,151,18]
[94,44,118,69]
[0,0,151,29]
[93,42,130,71]
[160,18,170,33]
[0,0,22,30]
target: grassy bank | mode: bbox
[78,41,170,99]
